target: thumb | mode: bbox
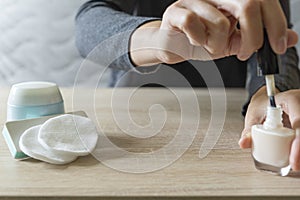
[239,87,268,149]
[239,104,266,149]
[239,128,252,149]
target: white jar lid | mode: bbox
[8,82,63,106]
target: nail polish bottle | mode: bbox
[251,106,295,174]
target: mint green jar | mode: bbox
[7,82,65,121]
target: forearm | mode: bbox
[129,21,163,66]
[75,1,159,71]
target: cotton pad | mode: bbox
[2,111,88,160]
[19,125,78,165]
[38,114,98,156]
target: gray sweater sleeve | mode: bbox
[75,0,159,72]
[76,0,300,105]
[247,48,300,97]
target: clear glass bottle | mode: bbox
[251,106,295,174]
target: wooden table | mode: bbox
[1,87,300,199]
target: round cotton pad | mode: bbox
[38,114,98,156]
[19,125,78,165]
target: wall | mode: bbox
[0,0,110,87]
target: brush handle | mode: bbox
[257,29,280,76]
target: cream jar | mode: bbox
[7,82,65,121]
[251,106,295,173]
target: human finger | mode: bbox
[239,102,266,149]
[287,29,299,48]
[179,0,231,55]
[290,130,300,171]
[205,0,264,60]
[260,0,288,54]
[276,90,300,171]
[161,3,207,46]
[283,99,300,171]
[239,86,269,148]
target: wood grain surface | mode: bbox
[0,87,300,200]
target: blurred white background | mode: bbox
[0,0,299,87]
[0,0,110,87]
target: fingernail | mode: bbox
[239,132,251,144]
[276,36,287,54]
[238,54,250,61]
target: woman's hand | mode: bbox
[239,87,300,171]
[130,0,298,66]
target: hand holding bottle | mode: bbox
[240,88,300,171]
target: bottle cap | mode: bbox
[8,82,63,106]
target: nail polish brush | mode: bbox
[252,30,294,176]
[257,29,281,107]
